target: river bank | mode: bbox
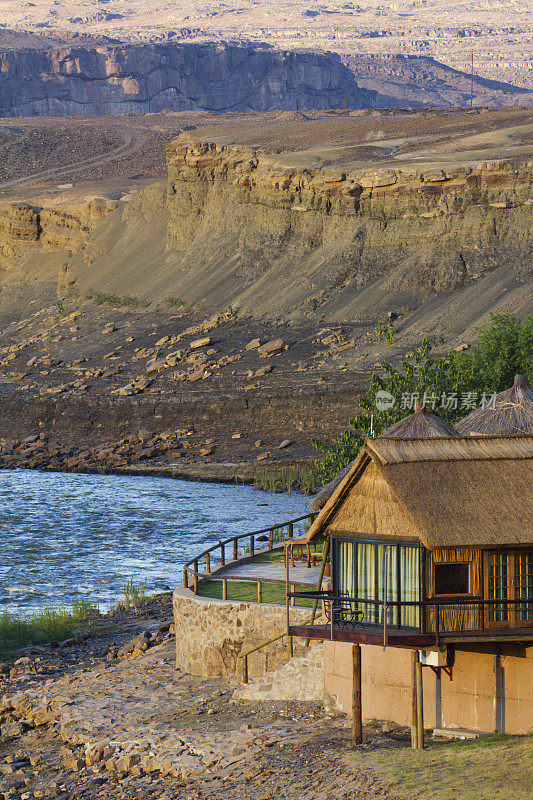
[0,592,401,800]
[0,459,289,486]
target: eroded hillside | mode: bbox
[61,108,533,334]
[0,108,531,478]
[1,109,532,335]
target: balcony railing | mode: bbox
[182,512,317,594]
[286,590,533,647]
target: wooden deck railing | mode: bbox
[287,590,533,647]
[182,512,317,595]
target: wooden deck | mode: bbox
[289,623,437,648]
[289,623,533,648]
[208,560,321,586]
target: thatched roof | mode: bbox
[456,375,533,436]
[307,434,533,548]
[382,405,459,438]
[310,405,459,511]
[310,462,353,512]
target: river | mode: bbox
[0,469,310,614]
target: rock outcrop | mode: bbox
[161,140,532,317]
[0,43,376,117]
[0,197,117,325]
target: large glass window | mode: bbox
[487,551,533,626]
[333,538,420,630]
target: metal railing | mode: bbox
[182,512,317,595]
[286,590,533,646]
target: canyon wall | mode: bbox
[0,44,375,117]
[0,197,116,325]
[1,140,531,327]
[159,140,532,320]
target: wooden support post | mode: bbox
[290,583,295,607]
[411,650,424,749]
[205,552,210,574]
[222,578,228,601]
[250,535,255,556]
[220,542,225,566]
[269,529,274,550]
[286,543,290,636]
[257,581,262,603]
[288,635,293,658]
[416,657,424,749]
[288,522,293,539]
[306,537,330,647]
[352,644,363,745]
[183,567,188,589]
[193,560,198,595]
[243,655,248,683]
[233,539,238,561]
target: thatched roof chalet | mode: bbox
[457,374,533,435]
[310,405,459,512]
[307,434,533,549]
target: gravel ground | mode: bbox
[0,596,407,800]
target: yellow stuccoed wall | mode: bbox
[324,641,533,734]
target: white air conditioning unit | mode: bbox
[418,648,449,667]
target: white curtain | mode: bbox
[400,546,420,628]
[334,539,420,630]
[377,545,398,626]
[336,540,356,598]
[357,543,376,624]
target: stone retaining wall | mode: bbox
[173,587,311,678]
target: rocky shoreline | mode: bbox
[0,595,406,800]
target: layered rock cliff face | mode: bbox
[0,44,375,117]
[161,141,532,319]
[1,140,531,328]
[0,198,116,323]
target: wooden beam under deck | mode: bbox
[288,624,436,648]
[441,628,533,644]
[290,624,533,648]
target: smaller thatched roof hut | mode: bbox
[310,404,459,511]
[456,374,533,436]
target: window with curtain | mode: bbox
[333,537,420,630]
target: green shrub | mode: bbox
[90,292,148,308]
[254,466,318,495]
[312,313,532,484]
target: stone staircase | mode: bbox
[233,642,324,702]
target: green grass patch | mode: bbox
[249,543,324,563]
[346,734,533,800]
[116,578,149,611]
[165,296,188,308]
[246,549,286,563]
[0,600,99,654]
[253,466,318,495]
[197,580,315,607]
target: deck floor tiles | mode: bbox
[211,561,322,586]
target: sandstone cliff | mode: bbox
[0,198,116,324]
[162,141,532,316]
[0,44,375,117]
[1,125,531,332]
[60,139,532,333]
